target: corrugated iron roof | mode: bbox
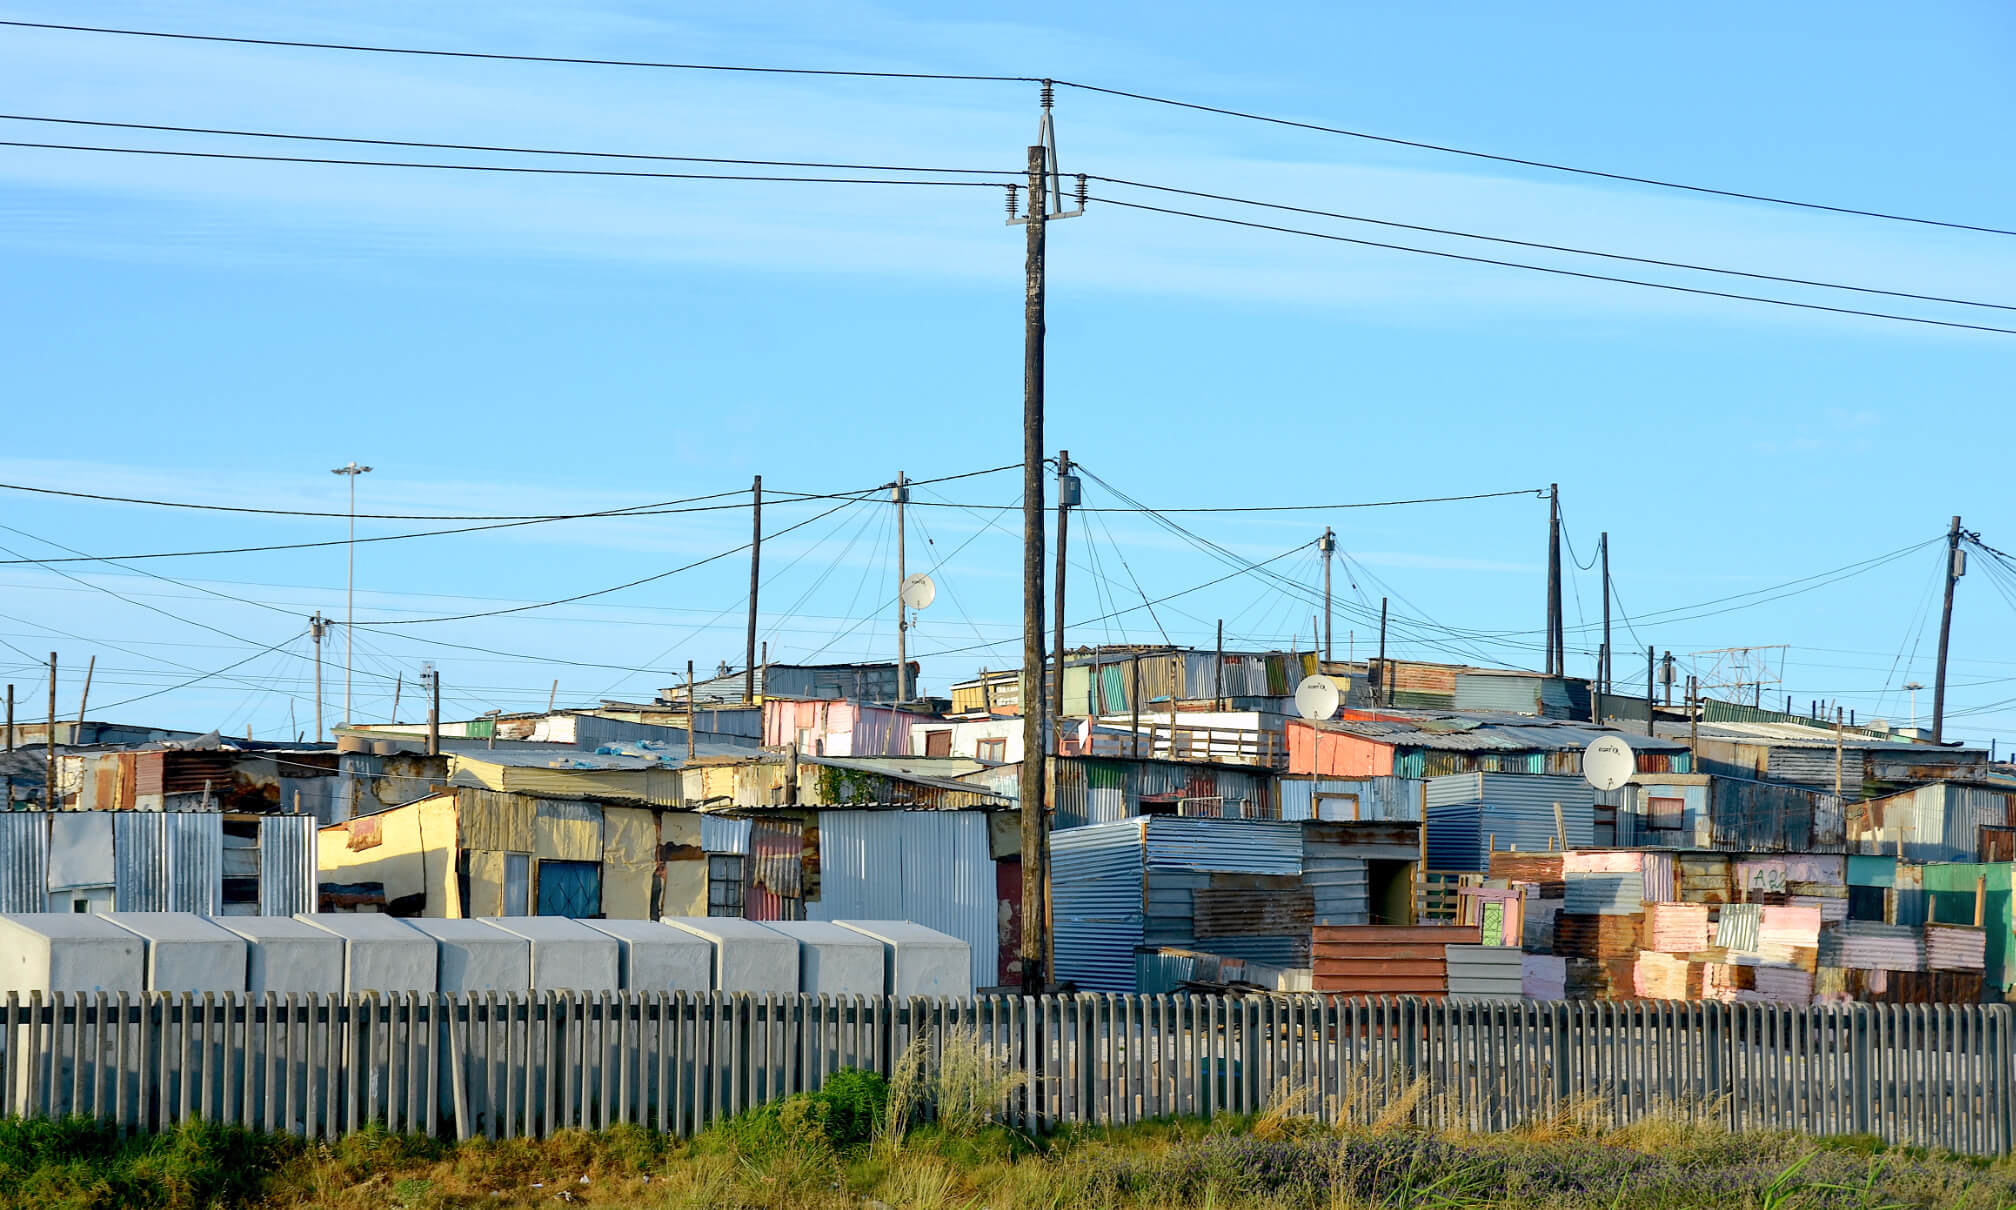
[1311,710,1689,753]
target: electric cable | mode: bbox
[1088,195,2016,337]
[1056,83,2016,238]
[1087,176,2016,311]
[0,140,1014,190]
[359,495,864,625]
[9,20,2004,236]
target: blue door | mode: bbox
[535,859,600,917]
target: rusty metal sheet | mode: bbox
[1192,879,1311,938]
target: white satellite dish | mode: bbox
[1581,735,1635,792]
[899,573,936,610]
[1293,675,1342,721]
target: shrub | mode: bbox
[705,1067,890,1156]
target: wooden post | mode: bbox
[1376,598,1389,707]
[426,666,440,757]
[1932,514,1964,744]
[310,612,325,742]
[4,682,11,753]
[1214,619,1224,711]
[45,652,56,807]
[548,679,559,712]
[686,661,696,762]
[745,474,762,705]
[1834,706,1845,796]
[1975,875,1987,928]
[1017,140,1050,996]
[1049,454,1068,737]
[73,655,94,728]
[896,469,910,705]
[1645,645,1655,737]
[390,672,402,723]
[1130,656,1141,759]
[1553,801,1567,852]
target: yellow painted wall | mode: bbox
[661,813,707,917]
[316,795,462,917]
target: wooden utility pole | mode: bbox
[310,612,325,742]
[1377,598,1389,706]
[1545,485,1563,676]
[745,474,762,705]
[894,471,909,705]
[390,673,402,723]
[1932,515,1964,744]
[1600,530,1611,698]
[686,660,696,762]
[1645,644,1655,738]
[73,655,94,727]
[547,679,558,712]
[425,664,440,757]
[1215,619,1225,710]
[4,683,11,752]
[1130,657,1142,758]
[1319,528,1336,661]
[1051,452,1072,746]
[1687,676,1699,761]
[46,652,56,806]
[1834,706,1845,796]
[1017,139,1050,995]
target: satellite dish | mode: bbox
[899,573,936,610]
[1581,735,1636,792]
[1293,675,1342,721]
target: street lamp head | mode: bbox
[331,463,373,476]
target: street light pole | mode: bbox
[331,462,372,727]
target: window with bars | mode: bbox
[708,855,745,917]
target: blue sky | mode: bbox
[1,1,2012,747]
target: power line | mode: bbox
[0,463,1015,520]
[1055,82,2016,239]
[0,114,1018,177]
[8,19,2003,238]
[913,540,1318,661]
[0,479,749,520]
[1088,195,2016,338]
[357,495,867,625]
[0,19,1039,82]
[88,631,307,713]
[0,492,859,564]
[0,140,1015,190]
[26,111,1992,315]
[1089,176,2016,314]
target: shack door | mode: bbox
[535,859,601,917]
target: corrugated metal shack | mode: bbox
[1451,671,1592,719]
[693,804,1015,989]
[667,661,910,707]
[1051,816,1421,992]
[1277,775,1423,822]
[1614,773,1845,852]
[60,744,341,817]
[1310,925,1481,995]
[1485,846,1998,1005]
[317,788,696,920]
[960,755,1278,830]
[1289,711,1692,780]
[0,809,316,916]
[1424,773,1597,871]
[1672,721,1991,802]
[1851,781,2016,862]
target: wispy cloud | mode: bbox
[3,2,2012,333]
